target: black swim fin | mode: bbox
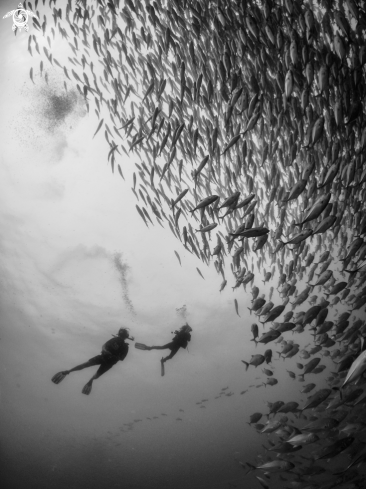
[135,343,151,350]
[82,381,93,395]
[51,371,69,384]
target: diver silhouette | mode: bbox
[51,328,134,395]
[135,324,192,376]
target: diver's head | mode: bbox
[118,327,130,339]
[180,324,192,333]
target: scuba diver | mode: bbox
[135,324,192,376]
[51,328,134,395]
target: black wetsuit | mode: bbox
[84,337,129,377]
[164,331,191,359]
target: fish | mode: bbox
[342,350,366,389]
[248,412,263,425]
[308,270,333,287]
[294,193,331,226]
[245,460,294,473]
[248,298,266,315]
[174,251,181,266]
[241,355,265,370]
[302,417,339,432]
[279,229,313,246]
[251,323,259,344]
[260,305,286,325]
[219,280,227,293]
[195,223,217,234]
[92,119,104,139]
[302,307,323,326]
[189,195,219,214]
[260,419,283,434]
[171,189,189,209]
[196,268,204,280]
[314,436,354,460]
[325,282,348,297]
[264,349,272,364]
[277,401,299,413]
[234,299,240,317]
[230,228,270,239]
[255,476,269,489]
[287,432,319,446]
[258,329,281,344]
[302,389,332,411]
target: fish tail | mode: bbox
[241,361,249,371]
[247,307,252,315]
[245,462,256,473]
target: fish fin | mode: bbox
[241,361,249,371]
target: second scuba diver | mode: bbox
[135,324,192,376]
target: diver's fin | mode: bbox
[82,381,93,395]
[51,371,69,384]
[135,343,151,350]
[161,358,165,377]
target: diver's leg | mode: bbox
[52,361,96,384]
[149,342,173,351]
[162,347,179,362]
[67,359,98,373]
[160,348,179,377]
[82,360,116,395]
[52,357,101,385]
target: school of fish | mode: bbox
[26,0,366,487]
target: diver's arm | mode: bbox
[118,344,129,361]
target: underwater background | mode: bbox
[1,1,366,488]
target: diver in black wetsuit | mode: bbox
[136,324,192,375]
[51,328,134,395]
